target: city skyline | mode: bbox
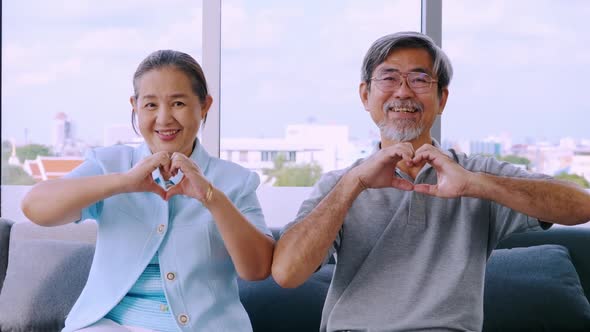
[2,0,590,146]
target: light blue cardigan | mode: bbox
[62,140,270,331]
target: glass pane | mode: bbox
[2,0,203,186]
[442,0,590,186]
[220,0,421,187]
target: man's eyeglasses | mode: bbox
[370,72,438,94]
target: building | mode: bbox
[23,156,84,182]
[469,140,502,156]
[7,139,20,166]
[53,112,74,155]
[104,124,143,147]
[220,124,354,182]
[571,148,590,182]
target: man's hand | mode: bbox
[409,144,471,198]
[122,151,169,200]
[165,152,212,202]
[350,142,415,191]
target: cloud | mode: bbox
[10,0,196,20]
[221,1,304,50]
[443,0,590,66]
[16,58,82,85]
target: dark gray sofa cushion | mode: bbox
[239,264,333,332]
[0,239,94,332]
[483,244,590,331]
[0,219,14,291]
[497,227,590,300]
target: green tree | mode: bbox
[263,155,323,187]
[16,144,53,163]
[1,164,35,185]
[1,141,11,162]
[498,155,531,168]
[1,141,47,185]
[554,172,590,188]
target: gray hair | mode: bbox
[131,50,209,133]
[361,31,453,97]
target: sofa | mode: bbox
[0,218,589,332]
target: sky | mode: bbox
[2,0,590,147]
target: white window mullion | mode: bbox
[421,0,443,142]
[202,0,222,157]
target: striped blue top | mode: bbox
[106,254,179,331]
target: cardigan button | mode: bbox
[166,272,176,281]
[178,314,189,325]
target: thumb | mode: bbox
[414,184,438,196]
[166,184,183,200]
[148,182,167,200]
[391,177,414,191]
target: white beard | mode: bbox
[378,118,423,142]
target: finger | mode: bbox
[170,158,183,176]
[159,153,172,173]
[400,150,414,162]
[412,150,437,165]
[148,182,167,200]
[414,143,435,154]
[166,184,182,200]
[414,183,438,196]
[391,177,414,191]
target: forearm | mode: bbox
[465,173,590,225]
[205,187,275,281]
[21,174,126,226]
[272,172,365,288]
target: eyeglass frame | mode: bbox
[369,71,439,94]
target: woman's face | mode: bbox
[131,66,212,156]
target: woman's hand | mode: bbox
[166,152,211,202]
[122,151,170,199]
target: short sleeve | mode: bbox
[62,149,104,222]
[485,158,553,243]
[234,172,272,237]
[280,169,345,268]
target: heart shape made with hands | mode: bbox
[157,160,185,192]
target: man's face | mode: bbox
[359,47,448,144]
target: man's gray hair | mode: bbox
[361,31,453,97]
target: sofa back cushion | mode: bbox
[0,219,14,291]
[497,226,590,300]
[239,264,333,332]
[9,219,97,244]
[0,239,94,332]
[483,244,590,331]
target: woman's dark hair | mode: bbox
[131,50,209,134]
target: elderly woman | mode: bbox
[21,50,274,332]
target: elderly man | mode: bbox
[271,31,590,332]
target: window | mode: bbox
[261,151,271,161]
[2,0,203,185]
[218,0,421,186]
[239,150,248,162]
[442,0,590,180]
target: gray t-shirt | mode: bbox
[283,148,551,332]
